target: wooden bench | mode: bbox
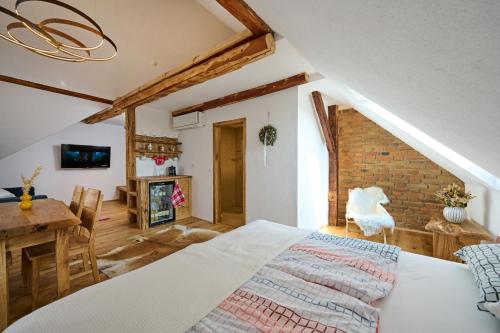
[116,186,127,204]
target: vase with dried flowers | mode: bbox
[435,183,474,224]
[19,166,43,210]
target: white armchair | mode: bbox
[345,186,395,244]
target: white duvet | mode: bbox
[6,220,500,333]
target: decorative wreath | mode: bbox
[259,125,277,146]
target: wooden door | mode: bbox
[213,118,246,225]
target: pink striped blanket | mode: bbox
[188,232,400,333]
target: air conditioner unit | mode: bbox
[172,111,205,130]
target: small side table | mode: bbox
[425,217,492,262]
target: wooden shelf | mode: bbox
[128,208,137,215]
[135,135,181,145]
[129,191,137,197]
[135,149,182,154]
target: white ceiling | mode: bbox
[148,38,319,112]
[0,0,234,98]
[0,0,234,158]
[245,0,500,181]
[196,0,245,33]
[0,82,107,159]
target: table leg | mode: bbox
[55,228,70,297]
[0,239,8,331]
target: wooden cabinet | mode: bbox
[425,218,492,262]
[174,177,192,220]
[130,176,192,230]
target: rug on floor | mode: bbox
[97,225,220,278]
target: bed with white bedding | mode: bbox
[6,220,500,332]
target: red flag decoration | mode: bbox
[171,183,185,208]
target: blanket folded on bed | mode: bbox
[188,232,400,333]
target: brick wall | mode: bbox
[338,109,464,231]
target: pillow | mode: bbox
[0,188,15,199]
[455,244,500,318]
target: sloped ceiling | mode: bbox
[246,0,500,179]
[0,0,234,158]
[149,38,319,112]
[0,0,234,98]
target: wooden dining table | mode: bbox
[0,199,80,330]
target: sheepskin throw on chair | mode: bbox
[345,186,395,243]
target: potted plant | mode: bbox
[435,183,474,224]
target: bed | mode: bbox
[6,220,500,332]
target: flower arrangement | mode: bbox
[21,165,43,195]
[435,183,474,208]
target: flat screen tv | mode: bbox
[61,144,111,169]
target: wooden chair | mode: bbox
[21,185,85,286]
[23,188,104,309]
[69,185,85,235]
[69,185,85,218]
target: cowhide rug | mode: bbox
[97,225,220,278]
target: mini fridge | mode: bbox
[149,181,175,227]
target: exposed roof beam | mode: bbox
[216,0,272,36]
[116,29,253,104]
[328,104,339,145]
[83,33,275,124]
[328,104,339,226]
[0,74,112,105]
[172,73,309,117]
[311,91,334,153]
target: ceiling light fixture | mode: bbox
[0,0,117,62]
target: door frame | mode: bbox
[213,118,246,224]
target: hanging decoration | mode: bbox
[152,155,167,166]
[0,0,117,62]
[259,112,277,167]
[259,125,277,146]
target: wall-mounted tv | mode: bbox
[61,144,111,169]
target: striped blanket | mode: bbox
[188,232,400,333]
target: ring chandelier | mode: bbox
[0,0,117,62]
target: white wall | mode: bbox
[135,105,178,177]
[0,122,125,203]
[177,88,298,226]
[466,183,500,237]
[297,85,329,230]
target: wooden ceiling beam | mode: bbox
[311,91,335,153]
[328,104,339,226]
[172,73,309,117]
[216,0,272,36]
[116,29,253,104]
[83,33,275,124]
[0,74,112,105]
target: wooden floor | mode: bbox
[321,224,433,256]
[7,200,235,325]
[7,200,433,326]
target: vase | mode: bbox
[443,207,467,224]
[19,193,33,210]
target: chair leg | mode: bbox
[81,253,90,272]
[31,260,40,311]
[345,219,349,238]
[88,246,100,283]
[382,228,387,244]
